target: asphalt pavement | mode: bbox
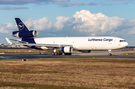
[0,51,135,60]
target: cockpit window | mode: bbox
[120,40,126,42]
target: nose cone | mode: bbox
[125,42,128,46]
[120,42,128,48]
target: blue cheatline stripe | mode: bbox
[61,47,64,53]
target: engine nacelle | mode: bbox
[78,50,91,53]
[61,46,72,53]
[13,30,38,38]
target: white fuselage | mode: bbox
[34,37,128,50]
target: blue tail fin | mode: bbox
[15,18,29,32]
[14,18,36,44]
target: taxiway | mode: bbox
[0,51,135,60]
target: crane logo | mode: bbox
[18,22,24,30]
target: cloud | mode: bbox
[129,27,135,34]
[87,2,98,6]
[107,0,135,5]
[108,0,130,1]
[1,9,135,45]
[56,2,85,7]
[87,1,114,6]
[14,10,135,36]
[0,0,69,5]
[0,0,33,5]
[0,23,16,33]
[0,0,85,7]
[25,17,54,30]
[0,6,29,10]
[0,0,134,8]
[70,2,85,6]
[122,0,134,4]
[1,10,135,37]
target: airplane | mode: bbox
[7,18,128,56]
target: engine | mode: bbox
[78,50,91,53]
[13,30,38,38]
[61,46,72,53]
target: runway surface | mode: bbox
[0,51,135,60]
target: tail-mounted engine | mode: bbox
[13,30,38,38]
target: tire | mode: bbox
[52,52,55,55]
[54,52,58,55]
[108,53,112,56]
[64,53,72,55]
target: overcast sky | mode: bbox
[0,0,135,46]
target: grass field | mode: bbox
[0,58,135,89]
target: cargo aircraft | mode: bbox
[7,18,128,56]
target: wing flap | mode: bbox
[23,43,61,48]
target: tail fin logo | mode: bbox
[18,22,24,30]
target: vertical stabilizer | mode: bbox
[15,18,29,32]
[13,18,36,44]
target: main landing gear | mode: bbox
[64,53,72,55]
[52,49,62,55]
[52,52,72,55]
[51,49,72,55]
[52,52,62,55]
[108,49,112,56]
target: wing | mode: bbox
[21,43,61,48]
[6,38,73,49]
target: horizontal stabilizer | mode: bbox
[5,38,12,45]
[8,38,28,44]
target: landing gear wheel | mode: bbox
[52,52,55,55]
[108,53,112,56]
[51,52,58,55]
[54,52,58,55]
[108,49,112,56]
[58,52,63,55]
[64,53,72,55]
[52,52,63,55]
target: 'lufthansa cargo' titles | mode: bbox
[88,38,113,42]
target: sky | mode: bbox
[0,0,135,46]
